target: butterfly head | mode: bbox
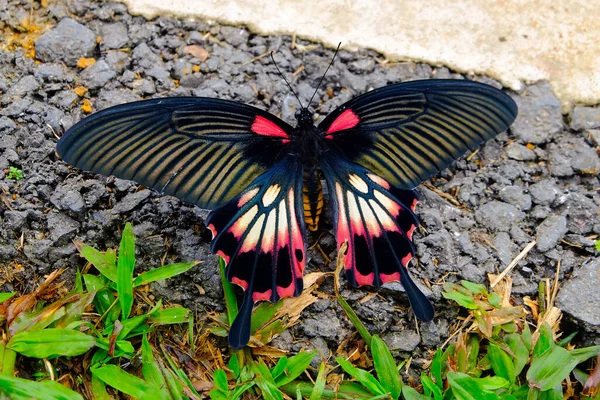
[295,108,314,128]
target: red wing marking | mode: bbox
[325,109,360,138]
[326,163,419,288]
[323,156,433,323]
[206,158,307,348]
[251,115,289,138]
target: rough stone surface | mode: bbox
[529,180,559,205]
[35,18,97,66]
[383,330,421,352]
[80,60,116,89]
[100,22,130,50]
[570,145,600,175]
[536,215,567,252]
[475,201,525,232]
[510,82,563,144]
[505,142,536,161]
[556,258,600,327]
[499,186,532,211]
[111,189,152,213]
[571,106,600,131]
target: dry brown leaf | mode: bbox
[184,45,209,62]
[583,354,600,395]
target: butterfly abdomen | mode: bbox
[303,170,324,231]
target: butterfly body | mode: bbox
[57,79,517,349]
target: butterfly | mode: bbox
[57,75,517,349]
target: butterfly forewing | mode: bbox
[319,80,518,189]
[320,153,434,321]
[206,156,306,348]
[57,97,293,209]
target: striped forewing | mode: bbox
[319,80,518,189]
[57,97,292,209]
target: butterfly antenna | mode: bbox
[308,42,341,108]
[271,51,304,108]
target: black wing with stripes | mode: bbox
[320,152,433,321]
[206,156,306,348]
[57,97,293,209]
[318,79,518,190]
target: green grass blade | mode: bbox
[0,374,83,400]
[533,323,553,357]
[526,346,578,391]
[0,292,16,304]
[336,356,386,395]
[429,348,443,390]
[337,295,372,345]
[141,334,171,398]
[92,364,155,398]
[219,257,238,326]
[487,343,515,384]
[309,362,327,400]
[133,261,200,287]
[91,374,111,400]
[8,329,95,359]
[117,222,136,320]
[149,307,191,325]
[402,385,433,400]
[446,372,499,400]
[213,369,229,391]
[281,381,378,399]
[274,351,316,387]
[0,344,16,376]
[421,374,442,399]
[505,333,529,377]
[569,345,600,364]
[77,243,118,282]
[371,335,402,399]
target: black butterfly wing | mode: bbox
[57,97,293,209]
[321,153,433,321]
[206,156,306,348]
[319,79,518,189]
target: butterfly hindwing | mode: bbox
[319,79,518,190]
[57,97,293,209]
[321,153,434,321]
[206,156,306,348]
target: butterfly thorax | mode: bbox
[291,108,323,170]
[292,108,325,231]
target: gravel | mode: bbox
[0,0,598,370]
[556,258,600,330]
[535,215,568,252]
[510,81,563,144]
[571,106,600,131]
[35,18,97,66]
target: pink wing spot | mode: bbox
[367,173,390,190]
[277,282,296,298]
[326,109,360,137]
[354,271,375,286]
[401,253,413,267]
[207,224,217,239]
[380,272,400,283]
[251,115,289,138]
[238,187,260,208]
[231,276,248,290]
[217,250,230,265]
[406,224,416,240]
[253,290,272,302]
[410,198,418,212]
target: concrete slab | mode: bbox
[121,0,600,111]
